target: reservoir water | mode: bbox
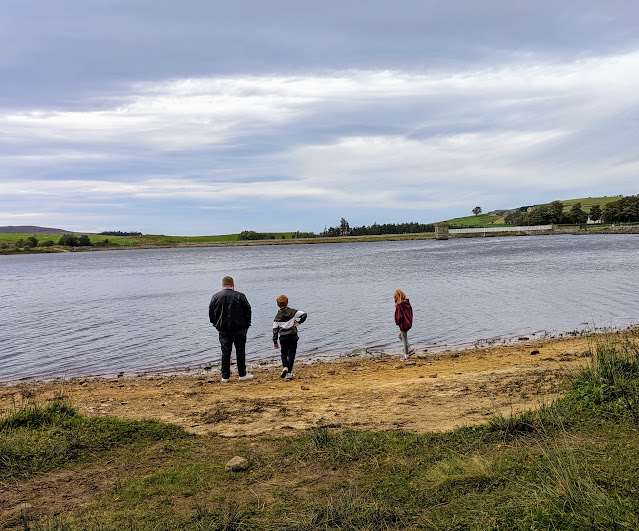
[1,234,638,383]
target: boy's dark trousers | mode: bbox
[280,334,298,372]
[218,330,247,379]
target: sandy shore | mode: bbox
[3,332,624,437]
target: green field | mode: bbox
[1,231,437,254]
[557,195,623,210]
[445,213,512,228]
[0,232,303,249]
[2,335,639,529]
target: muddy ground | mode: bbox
[1,334,602,437]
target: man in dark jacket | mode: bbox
[209,276,253,382]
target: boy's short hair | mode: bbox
[222,276,234,287]
[276,295,288,308]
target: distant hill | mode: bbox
[446,195,626,227]
[0,225,70,234]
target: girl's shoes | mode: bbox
[400,355,411,361]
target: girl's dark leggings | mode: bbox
[280,334,298,373]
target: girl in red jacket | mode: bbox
[394,289,414,361]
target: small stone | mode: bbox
[310,373,321,378]
[530,349,540,355]
[301,385,310,390]
[327,369,336,375]
[429,374,438,378]
[562,350,579,356]
[225,456,249,472]
[405,361,416,366]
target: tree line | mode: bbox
[320,218,435,237]
[99,231,142,236]
[0,234,117,251]
[504,196,639,226]
[599,195,639,223]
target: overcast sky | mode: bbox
[1,1,638,235]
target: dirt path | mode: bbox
[1,335,601,437]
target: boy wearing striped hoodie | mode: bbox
[273,295,307,379]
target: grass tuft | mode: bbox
[569,337,639,419]
[0,400,187,480]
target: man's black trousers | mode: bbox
[218,329,247,379]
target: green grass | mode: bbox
[0,232,305,251]
[0,233,139,246]
[446,213,512,227]
[555,196,623,211]
[4,334,639,529]
[0,401,187,481]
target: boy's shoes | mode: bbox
[408,347,415,355]
[239,373,254,381]
[285,373,295,379]
[221,377,230,383]
[280,368,288,379]
[400,355,411,361]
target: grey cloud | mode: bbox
[3,1,639,106]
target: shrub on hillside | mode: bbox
[238,231,276,240]
[77,235,92,246]
[58,234,79,247]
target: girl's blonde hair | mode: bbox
[393,289,407,304]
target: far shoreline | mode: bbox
[2,225,638,256]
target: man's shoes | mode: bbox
[280,368,288,378]
[221,377,230,383]
[285,373,295,379]
[239,373,254,381]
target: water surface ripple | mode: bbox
[1,234,638,382]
